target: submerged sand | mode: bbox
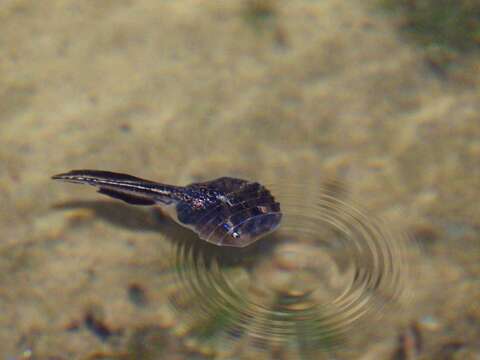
[0,1,479,359]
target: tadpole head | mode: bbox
[219,212,283,247]
[177,178,283,248]
[202,191,282,248]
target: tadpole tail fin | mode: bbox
[52,169,177,206]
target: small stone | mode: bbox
[418,315,441,331]
[411,222,440,247]
[414,190,438,209]
[392,322,422,360]
[65,208,95,226]
[127,283,148,307]
[366,157,389,171]
[432,341,465,359]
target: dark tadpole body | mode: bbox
[52,170,282,247]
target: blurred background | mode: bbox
[1,1,479,359]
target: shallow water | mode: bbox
[167,180,415,355]
[1,1,479,359]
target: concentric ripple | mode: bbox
[167,179,414,354]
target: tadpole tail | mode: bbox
[52,169,178,206]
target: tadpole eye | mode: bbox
[223,223,239,238]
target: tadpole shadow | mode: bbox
[52,200,165,232]
[52,200,283,270]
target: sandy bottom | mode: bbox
[0,1,479,359]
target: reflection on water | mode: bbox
[166,180,414,356]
